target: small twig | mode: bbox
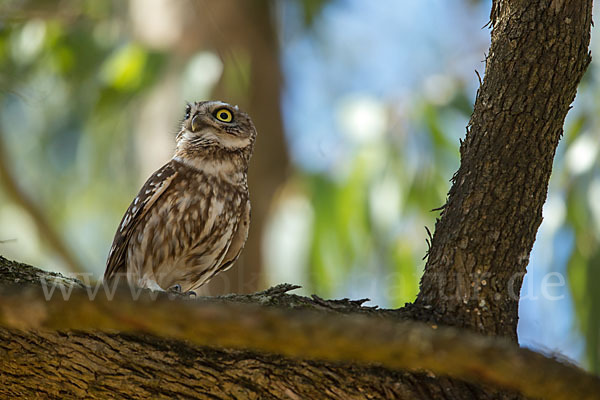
[484,0,500,29]
[430,203,446,212]
[425,226,433,243]
[310,294,374,312]
[475,69,483,87]
[259,283,301,296]
[423,226,434,261]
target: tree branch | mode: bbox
[0,257,598,400]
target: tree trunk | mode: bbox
[416,0,593,341]
[0,1,596,399]
[200,0,290,295]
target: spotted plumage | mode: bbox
[104,101,256,292]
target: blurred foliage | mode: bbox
[0,1,167,270]
[274,0,600,372]
[0,0,599,373]
[297,89,470,307]
[561,65,600,372]
[296,0,330,26]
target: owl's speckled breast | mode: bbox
[127,160,248,292]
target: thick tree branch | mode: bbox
[0,258,598,400]
[1,2,596,399]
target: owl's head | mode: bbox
[176,101,257,162]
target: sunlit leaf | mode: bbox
[100,43,147,91]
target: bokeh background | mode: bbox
[0,0,598,372]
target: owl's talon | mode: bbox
[168,284,182,293]
[185,290,197,298]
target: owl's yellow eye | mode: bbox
[214,108,233,123]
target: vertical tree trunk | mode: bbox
[0,1,597,399]
[416,0,593,340]
[203,0,289,294]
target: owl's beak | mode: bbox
[190,115,208,132]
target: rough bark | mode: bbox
[1,257,599,400]
[0,0,596,399]
[416,0,593,340]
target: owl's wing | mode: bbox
[104,161,179,282]
[187,198,250,293]
[214,199,251,274]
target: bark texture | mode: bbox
[416,0,593,340]
[0,0,596,399]
[1,258,599,400]
[0,329,513,400]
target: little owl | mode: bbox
[104,101,256,294]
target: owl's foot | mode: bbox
[167,284,196,300]
[168,284,182,293]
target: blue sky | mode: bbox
[281,0,490,170]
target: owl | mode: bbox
[104,101,256,294]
